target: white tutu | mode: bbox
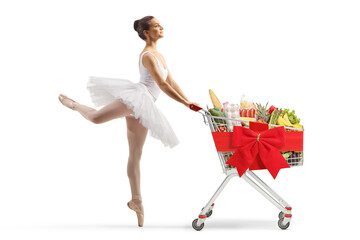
[87,76,180,148]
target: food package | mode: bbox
[240,94,256,118]
[223,102,240,132]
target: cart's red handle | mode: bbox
[189,104,202,112]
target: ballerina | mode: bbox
[58,16,200,227]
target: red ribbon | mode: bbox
[225,125,290,179]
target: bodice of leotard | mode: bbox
[139,51,168,100]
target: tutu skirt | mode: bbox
[87,76,179,148]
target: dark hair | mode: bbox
[134,16,154,41]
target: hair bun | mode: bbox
[134,20,140,31]
[134,16,154,41]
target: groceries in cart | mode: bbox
[209,90,303,132]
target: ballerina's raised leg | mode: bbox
[58,94,134,124]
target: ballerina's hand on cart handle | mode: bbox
[189,103,202,111]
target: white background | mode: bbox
[1,0,359,239]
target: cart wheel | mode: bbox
[192,219,204,231]
[278,218,290,230]
[278,211,284,220]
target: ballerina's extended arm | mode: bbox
[142,54,192,107]
[165,71,190,102]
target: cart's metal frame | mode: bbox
[192,108,303,231]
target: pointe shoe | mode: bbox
[58,94,77,110]
[127,200,144,227]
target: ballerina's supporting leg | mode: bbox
[125,115,148,227]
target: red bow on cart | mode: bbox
[225,125,290,179]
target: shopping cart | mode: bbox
[189,104,304,231]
